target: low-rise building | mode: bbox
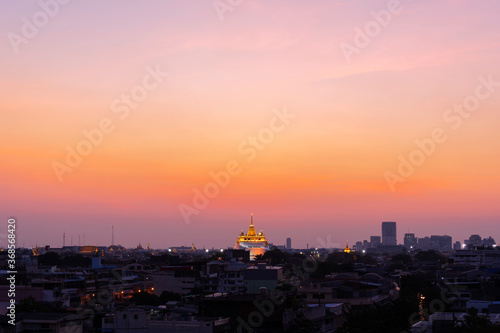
[243,263,283,294]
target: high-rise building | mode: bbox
[370,236,381,248]
[469,234,482,246]
[382,222,397,246]
[404,233,417,249]
[286,237,292,250]
[417,237,430,250]
[429,235,452,251]
[483,236,496,247]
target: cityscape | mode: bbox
[2,1,500,332]
[1,217,500,332]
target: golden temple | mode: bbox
[235,214,269,260]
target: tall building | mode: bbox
[417,237,431,250]
[235,214,269,260]
[469,234,482,246]
[483,236,496,247]
[429,235,452,251]
[404,233,417,249]
[370,236,381,248]
[286,237,292,250]
[382,221,397,246]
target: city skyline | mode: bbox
[2,1,500,250]
[10,216,498,250]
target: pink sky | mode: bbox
[1,0,500,249]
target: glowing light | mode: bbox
[343,241,351,253]
[234,215,269,260]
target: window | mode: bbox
[123,314,127,319]
[134,315,138,320]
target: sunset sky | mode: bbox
[1,0,500,249]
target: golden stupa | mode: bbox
[235,214,269,260]
[343,241,351,253]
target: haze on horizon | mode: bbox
[1,0,499,249]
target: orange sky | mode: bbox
[1,0,500,248]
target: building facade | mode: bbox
[382,222,397,246]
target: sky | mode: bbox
[1,0,500,249]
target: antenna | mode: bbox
[112,225,114,246]
[63,232,65,247]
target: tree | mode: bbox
[59,254,91,268]
[158,291,182,304]
[391,254,412,264]
[454,307,500,333]
[131,291,159,306]
[38,251,60,266]
[256,249,290,265]
[414,250,447,265]
[338,299,416,333]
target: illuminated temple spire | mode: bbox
[247,213,257,237]
[235,214,269,260]
[344,241,351,253]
